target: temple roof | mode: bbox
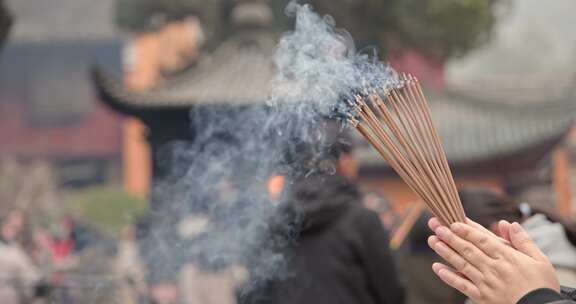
[94,49,575,170]
[96,56,575,169]
[93,30,276,111]
[93,0,277,112]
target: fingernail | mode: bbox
[511,222,522,233]
[436,226,450,238]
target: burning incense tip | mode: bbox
[347,115,360,127]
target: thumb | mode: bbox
[509,222,545,260]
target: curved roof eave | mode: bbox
[91,31,277,115]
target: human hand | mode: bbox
[427,217,560,304]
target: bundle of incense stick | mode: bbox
[348,74,465,225]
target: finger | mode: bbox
[428,236,484,284]
[509,222,546,261]
[432,262,481,300]
[428,217,443,231]
[498,220,512,241]
[465,217,493,234]
[435,226,493,270]
[451,222,506,259]
[464,218,511,246]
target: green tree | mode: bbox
[310,0,504,60]
[115,0,506,61]
[65,186,147,237]
[115,0,226,43]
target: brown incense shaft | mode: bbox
[390,201,425,249]
[350,74,465,225]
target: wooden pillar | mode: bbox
[120,19,202,199]
[552,146,573,217]
[122,33,161,199]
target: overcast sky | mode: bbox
[447,0,576,93]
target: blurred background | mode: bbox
[0,0,574,303]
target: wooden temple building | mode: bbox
[0,0,124,187]
[93,0,275,197]
[93,0,576,215]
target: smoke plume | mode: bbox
[139,1,398,294]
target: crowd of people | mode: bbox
[2,141,576,304]
[0,211,103,303]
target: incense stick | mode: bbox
[390,201,425,250]
[349,74,465,225]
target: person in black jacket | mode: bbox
[427,216,576,304]
[241,129,405,304]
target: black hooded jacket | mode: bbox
[518,287,576,304]
[246,174,405,304]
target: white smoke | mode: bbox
[270,2,398,115]
[140,1,398,295]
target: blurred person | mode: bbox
[179,261,247,304]
[149,281,178,304]
[67,217,96,253]
[50,218,74,262]
[458,187,576,287]
[242,129,405,304]
[363,192,398,229]
[427,216,576,304]
[46,217,80,304]
[31,229,53,267]
[115,224,147,304]
[398,210,467,304]
[133,213,180,304]
[176,208,248,304]
[0,210,42,304]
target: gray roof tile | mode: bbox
[94,31,276,107]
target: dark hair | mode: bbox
[282,120,353,178]
[458,186,576,247]
[458,187,522,228]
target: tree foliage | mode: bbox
[116,0,225,34]
[392,0,502,59]
[310,0,504,60]
[65,186,147,237]
[115,0,505,61]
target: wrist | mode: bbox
[517,288,565,304]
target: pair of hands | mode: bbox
[427,217,560,304]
